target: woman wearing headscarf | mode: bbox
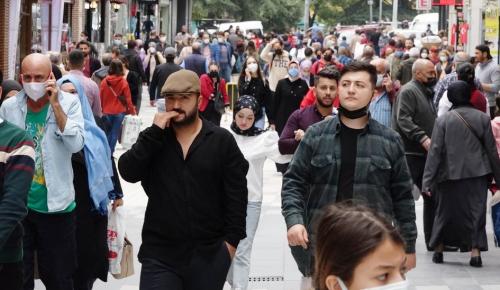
[57,75,123,289]
[423,80,500,267]
[0,79,23,106]
[225,96,289,290]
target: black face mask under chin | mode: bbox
[338,105,369,119]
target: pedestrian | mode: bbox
[181,42,208,77]
[369,58,394,127]
[396,47,420,86]
[91,53,112,87]
[76,40,102,78]
[149,47,182,106]
[392,59,437,250]
[199,62,229,126]
[238,56,270,129]
[67,49,102,117]
[282,61,417,289]
[119,56,143,114]
[474,44,500,118]
[314,204,410,290]
[118,70,249,290]
[100,59,137,154]
[0,79,23,106]
[143,42,166,85]
[433,52,474,106]
[0,53,85,290]
[437,63,488,116]
[278,65,339,155]
[157,32,168,54]
[123,40,147,83]
[260,38,290,93]
[57,75,119,289]
[336,47,353,66]
[310,47,343,76]
[200,32,213,63]
[422,80,500,267]
[269,60,309,157]
[225,95,288,290]
[420,47,430,61]
[436,50,452,80]
[211,32,233,82]
[0,69,35,290]
[110,33,126,53]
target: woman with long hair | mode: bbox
[238,56,270,129]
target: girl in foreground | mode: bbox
[314,204,409,290]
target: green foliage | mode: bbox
[192,0,304,32]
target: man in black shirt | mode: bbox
[149,47,182,106]
[118,70,249,290]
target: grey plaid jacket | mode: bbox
[281,116,417,253]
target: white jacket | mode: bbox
[228,129,290,202]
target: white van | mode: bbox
[411,13,439,34]
[217,21,264,36]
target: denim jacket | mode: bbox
[0,91,84,212]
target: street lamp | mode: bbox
[368,0,373,23]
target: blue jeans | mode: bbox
[219,63,232,83]
[226,201,262,290]
[103,113,125,154]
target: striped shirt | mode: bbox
[0,120,35,262]
[369,92,392,127]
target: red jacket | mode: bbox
[100,75,136,115]
[470,88,487,114]
[199,74,229,112]
[310,59,344,76]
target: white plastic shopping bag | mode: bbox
[121,115,142,149]
[108,205,126,275]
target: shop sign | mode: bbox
[417,0,432,10]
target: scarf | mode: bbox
[57,75,114,215]
[230,95,265,136]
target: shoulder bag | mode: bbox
[106,80,129,112]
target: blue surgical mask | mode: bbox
[288,67,299,79]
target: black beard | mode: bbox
[172,108,198,127]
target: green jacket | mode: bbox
[281,116,417,255]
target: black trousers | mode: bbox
[200,101,222,126]
[0,262,23,290]
[22,210,77,290]
[406,155,435,249]
[139,242,232,290]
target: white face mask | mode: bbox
[23,82,46,102]
[203,39,210,44]
[440,56,448,62]
[338,278,410,290]
[160,36,167,43]
[150,47,156,54]
[421,53,428,59]
[247,63,258,73]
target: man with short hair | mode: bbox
[110,33,126,53]
[475,44,500,117]
[181,42,208,77]
[433,51,480,106]
[0,70,35,290]
[211,32,233,82]
[0,53,84,290]
[118,70,248,290]
[392,59,437,250]
[76,40,101,78]
[67,49,102,117]
[123,40,147,83]
[369,58,394,127]
[260,38,290,93]
[149,47,182,106]
[397,47,420,85]
[279,65,339,155]
[282,61,417,289]
[91,52,113,86]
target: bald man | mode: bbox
[0,53,84,290]
[369,58,393,127]
[181,41,209,77]
[392,58,437,251]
